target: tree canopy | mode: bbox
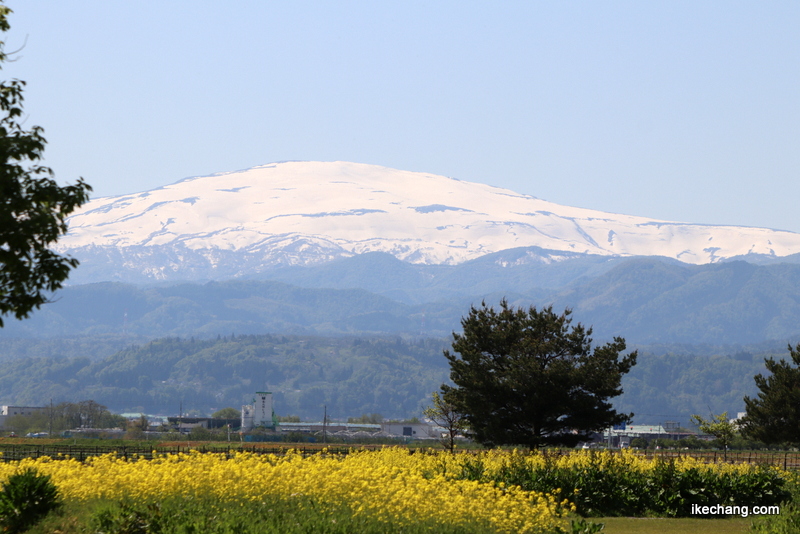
[441,300,637,448]
[3,400,123,435]
[212,407,241,420]
[740,343,800,445]
[423,391,468,452]
[0,4,91,327]
[691,411,736,460]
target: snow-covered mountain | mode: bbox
[57,161,800,281]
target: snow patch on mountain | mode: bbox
[56,161,800,281]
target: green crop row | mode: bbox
[449,451,791,517]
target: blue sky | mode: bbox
[5,2,800,232]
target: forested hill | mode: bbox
[3,256,800,345]
[0,335,451,421]
[0,334,789,424]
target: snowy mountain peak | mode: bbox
[58,161,800,280]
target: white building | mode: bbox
[602,423,693,447]
[381,422,442,439]
[241,392,276,430]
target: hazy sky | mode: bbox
[5,2,800,232]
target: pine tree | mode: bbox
[740,343,800,445]
[441,300,637,448]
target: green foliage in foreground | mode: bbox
[751,474,800,534]
[15,455,796,533]
[34,496,506,534]
[0,468,61,533]
[450,454,789,518]
[0,2,92,330]
[598,516,749,534]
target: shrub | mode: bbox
[188,426,213,441]
[92,501,166,534]
[0,468,62,533]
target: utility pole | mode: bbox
[323,405,327,444]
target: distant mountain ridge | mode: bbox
[57,161,800,283]
[6,256,800,345]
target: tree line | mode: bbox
[4,401,125,435]
[428,300,800,451]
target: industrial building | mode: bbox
[602,422,693,447]
[241,392,277,430]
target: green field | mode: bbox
[597,517,751,534]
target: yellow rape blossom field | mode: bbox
[0,447,795,533]
[469,446,784,478]
[0,448,573,534]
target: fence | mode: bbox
[638,449,800,470]
[523,448,800,470]
[1,444,799,469]
[0,444,380,462]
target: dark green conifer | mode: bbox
[740,343,800,445]
[441,299,637,448]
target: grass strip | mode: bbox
[596,517,751,534]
